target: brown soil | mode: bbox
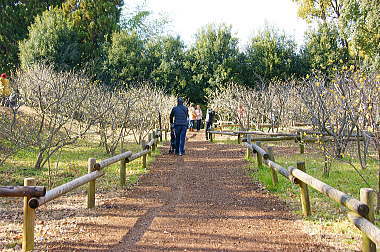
[1,132,348,251]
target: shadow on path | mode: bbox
[45,132,341,251]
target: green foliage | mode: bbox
[184,23,241,103]
[61,0,122,58]
[105,31,151,85]
[149,36,188,95]
[19,8,81,71]
[293,0,380,71]
[342,0,380,70]
[292,0,343,22]
[244,26,306,85]
[304,23,350,75]
[19,0,122,72]
[0,0,64,73]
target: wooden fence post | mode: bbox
[297,162,311,216]
[267,147,278,186]
[23,178,35,252]
[210,132,213,142]
[299,132,305,154]
[120,149,126,186]
[360,188,376,252]
[237,133,241,144]
[87,158,96,209]
[141,140,147,169]
[256,141,263,168]
[246,135,252,159]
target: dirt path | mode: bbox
[42,132,338,251]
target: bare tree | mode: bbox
[207,83,260,130]
[127,83,176,144]
[15,64,107,169]
[0,106,38,166]
[351,72,380,206]
[97,88,135,154]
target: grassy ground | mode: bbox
[0,135,163,251]
[250,140,378,247]
[0,136,160,190]
[212,134,379,248]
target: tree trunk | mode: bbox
[35,151,44,169]
[323,155,330,177]
[357,134,366,169]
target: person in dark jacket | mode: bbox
[170,97,189,155]
[205,108,215,140]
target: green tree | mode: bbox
[149,36,188,96]
[0,0,64,73]
[186,23,241,103]
[244,26,303,86]
[292,0,343,23]
[19,0,123,73]
[342,0,380,69]
[304,22,350,75]
[19,8,81,71]
[105,31,151,85]
[61,0,123,58]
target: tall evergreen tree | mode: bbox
[186,23,241,103]
[0,0,64,73]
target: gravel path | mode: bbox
[43,132,338,251]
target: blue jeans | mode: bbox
[174,125,187,154]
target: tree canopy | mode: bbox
[0,0,64,72]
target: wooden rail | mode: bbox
[242,140,379,251]
[0,186,46,197]
[1,129,161,251]
[95,151,133,170]
[209,129,365,156]
[28,170,105,209]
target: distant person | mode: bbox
[205,108,215,131]
[205,108,215,140]
[0,73,11,106]
[188,103,196,132]
[7,88,20,108]
[170,97,189,156]
[195,105,202,132]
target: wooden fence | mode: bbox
[0,130,161,251]
[207,129,365,156]
[213,121,279,132]
[207,129,300,146]
[243,139,379,252]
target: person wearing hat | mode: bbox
[170,97,189,156]
[0,73,11,106]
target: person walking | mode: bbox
[205,108,215,139]
[170,97,189,156]
[0,73,11,106]
[195,105,202,132]
[205,108,215,129]
[188,103,196,132]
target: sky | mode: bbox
[124,0,309,47]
